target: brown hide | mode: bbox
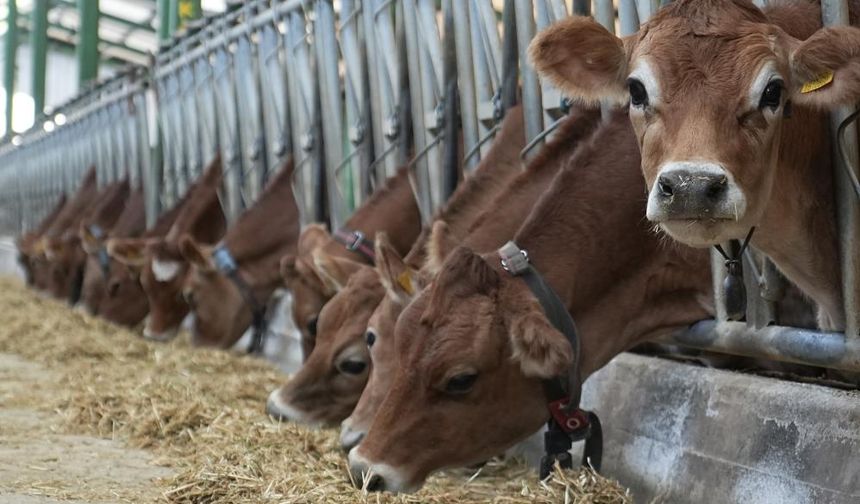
[341,106,603,446]
[348,112,712,492]
[182,158,300,348]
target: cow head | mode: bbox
[44,234,87,302]
[340,232,430,451]
[108,237,189,341]
[267,257,383,426]
[280,224,361,358]
[99,259,149,327]
[347,246,572,492]
[529,0,860,247]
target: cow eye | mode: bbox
[627,78,648,107]
[338,360,368,375]
[365,330,376,348]
[444,373,478,394]
[759,80,783,110]
[306,316,318,336]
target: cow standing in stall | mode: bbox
[338,105,603,449]
[179,159,300,350]
[108,156,227,341]
[280,166,422,359]
[529,0,860,331]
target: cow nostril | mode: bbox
[365,474,384,492]
[706,176,728,199]
[657,179,674,197]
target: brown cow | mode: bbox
[17,193,68,289]
[109,156,227,340]
[339,106,602,449]
[528,0,860,330]
[179,159,300,349]
[280,166,422,359]
[346,112,713,493]
[79,187,146,319]
[99,190,186,327]
[75,179,133,314]
[44,173,124,303]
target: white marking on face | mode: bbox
[142,319,179,342]
[348,447,418,493]
[628,58,661,108]
[340,417,366,450]
[152,258,181,283]
[646,161,748,221]
[747,60,782,113]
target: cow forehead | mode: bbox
[634,27,781,100]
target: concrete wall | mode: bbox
[581,353,860,504]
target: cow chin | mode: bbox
[142,317,179,342]
[658,218,754,248]
[265,388,323,427]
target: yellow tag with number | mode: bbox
[397,271,414,295]
[801,71,834,94]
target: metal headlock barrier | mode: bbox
[0,0,858,375]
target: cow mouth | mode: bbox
[657,218,746,248]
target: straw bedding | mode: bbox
[0,277,631,503]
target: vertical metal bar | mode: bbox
[30,0,49,116]
[822,0,860,338]
[77,0,100,86]
[315,0,348,228]
[4,0,18,137]
[453,0,478,169]
[515,0,542,154]
[594,0,616,33]
[618,0,641,36]
[168,0,180,35]
[158,0,172,42]
[501,0,518,111]
[233,27,267,205]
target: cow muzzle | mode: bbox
[339,418,366,451]
[347,448,416,493]
[646,162,746,223]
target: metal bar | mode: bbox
[822,0,860,339]
[452,0,478,170]
[158,0,171,42]
[514,0,543,156]
[30,0,49,116]
[666,320,860,373]
[76,0,100,86]
[168,0,180,35]
[4,0,18,138]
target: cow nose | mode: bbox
[339,424,366,452]
[348,462,385,492]
[656,170,728,202]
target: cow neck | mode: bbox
[222,163,300,263]
[44,167,98,239]
[464,107,602,254]
[33,194,68,238]
[407,106,529,266]
[84,181,130,234]
[165,156,225,245]
[110,190,147,239]
[506,112,712,380]
[326,166,422,262]
[754,106,844,329]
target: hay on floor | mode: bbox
[0,277,631,503]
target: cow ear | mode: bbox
[79,224,103,255]
[179,234,214,272]
[375,232,422,305]
[427,221,460,275]
[312,251,364,293]
[789,26,860,107]
[107,238,148,267]
[298,224,332,254]
[506,297,574,379]
[529,16,629,106]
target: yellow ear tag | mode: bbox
[397,271,414,295]
[801,71,834,94]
